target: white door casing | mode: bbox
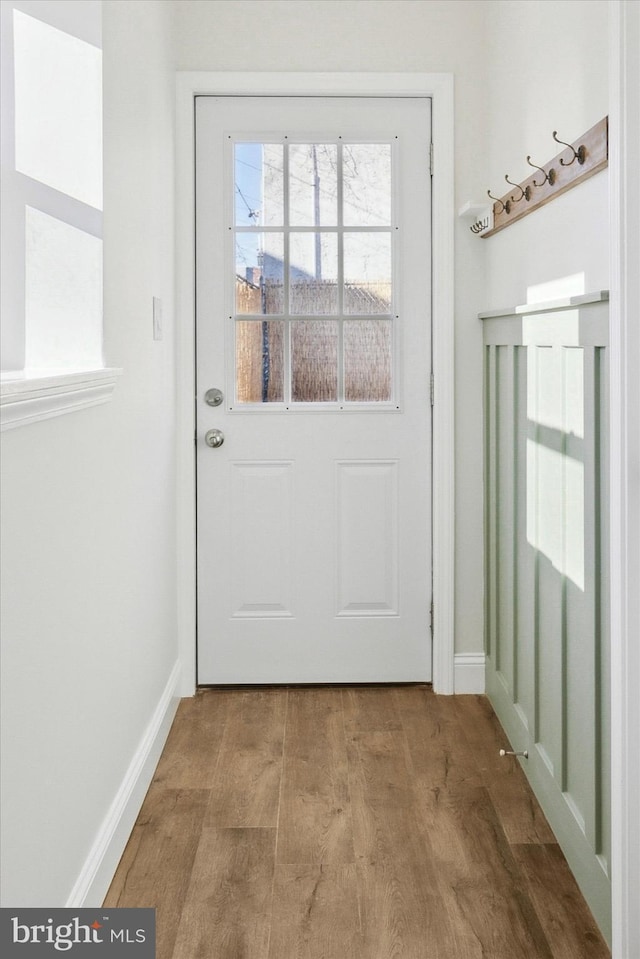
[175,72,455,695]
[196,95,432,683]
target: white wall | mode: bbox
[481,0,612,942]
[0,0,177,905]
[484,0,609,307]
[175,0,491,657]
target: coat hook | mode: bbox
[552,131,586,165]
[526,155,557,187]
[488,189,510,215]
[505,174,532,202]
[470,218,489,234]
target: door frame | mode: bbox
[175,72,455,696]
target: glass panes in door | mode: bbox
[231,140,395,407]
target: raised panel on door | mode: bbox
[229,461,294,619]
[336,460,399,617]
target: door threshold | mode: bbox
[196,681,433,691]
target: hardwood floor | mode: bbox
[104,687,610,959]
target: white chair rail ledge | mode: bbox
[0,368,122,431]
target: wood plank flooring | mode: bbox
[104,687,610,959]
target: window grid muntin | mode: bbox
[282,142,291,392]
[230,137,396,409]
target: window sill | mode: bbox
[0,368,122,432]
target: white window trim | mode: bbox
[0,367,122,431]
[1,1,110,399]
[175,72,455,697]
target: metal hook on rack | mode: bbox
[487,189,510,215]
[470,218,489,234]
[526,155,557,187]
[505,174,532,202]
[552,131,586,166]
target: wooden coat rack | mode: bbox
[481,117,608,238]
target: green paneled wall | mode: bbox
[481,292,611,944]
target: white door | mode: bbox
[196,96,432,684]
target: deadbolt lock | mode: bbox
[205,388,224,407]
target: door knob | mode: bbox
[205,428,224,448]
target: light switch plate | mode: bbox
[152,296,162,341]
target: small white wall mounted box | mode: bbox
[458,200,492,236]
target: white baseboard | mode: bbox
[66,660,182,907]
[454,652,486,693]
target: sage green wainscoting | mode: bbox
[481,291,611,944]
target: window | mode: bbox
[1,0,104,375]
[230,139,396,408]
[0,0,118,430]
